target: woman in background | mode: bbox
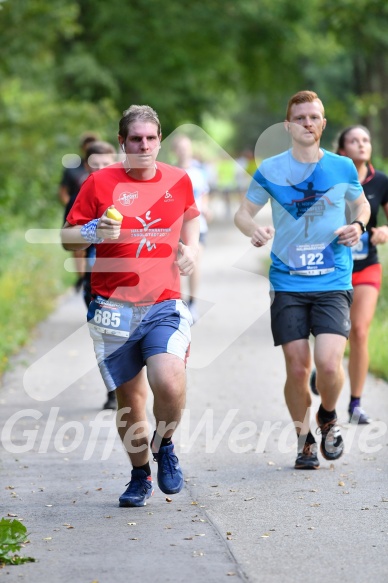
[311,126,388,422]
[334,127,388,423]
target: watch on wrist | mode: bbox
[351,220,367,234]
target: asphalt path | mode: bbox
[1,205,388,582]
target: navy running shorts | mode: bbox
[87,297,192,391]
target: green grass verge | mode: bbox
[0,231,73,376]
[368,245,388,381]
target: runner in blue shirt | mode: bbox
[235,90,370,470]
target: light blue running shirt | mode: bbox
[247,149,363,292]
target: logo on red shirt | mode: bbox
[119,191,138,206]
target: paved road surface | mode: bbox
[1,209,388,582]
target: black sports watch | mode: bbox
[351,220,367,234]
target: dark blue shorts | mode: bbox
[88,298,192,391]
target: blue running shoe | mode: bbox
[119,469,154,507]
[152,443,184,495]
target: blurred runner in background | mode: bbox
[173,134,211,322]
[311,126,388,424]
[59,132,99,290]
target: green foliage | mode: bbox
[0,0,118,233]
[0,77,117,232]
[0,228,73,375]
[0,518,35,566]
[66,0,245,133]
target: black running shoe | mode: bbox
[316,413,344,461]
[103,392,117,410]
[295,441,320,470]
[309,369,319,396]
[349,404,371,425]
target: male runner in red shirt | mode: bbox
[61,105,200,507]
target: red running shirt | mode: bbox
[66,162,199,304]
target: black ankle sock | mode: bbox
[297,430,316,447]
[161,436,172,447]
[318,404,336,422]
[133,462,151,476]
[305,430,316,444]
[350,396,361,406]
[151,431,172,451]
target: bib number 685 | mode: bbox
[93,309,121,328]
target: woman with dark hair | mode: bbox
[311,125,388,423]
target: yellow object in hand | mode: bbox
[106,207,123,222]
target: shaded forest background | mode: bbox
[1,0,388,230]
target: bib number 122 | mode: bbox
[298,252,324,267]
